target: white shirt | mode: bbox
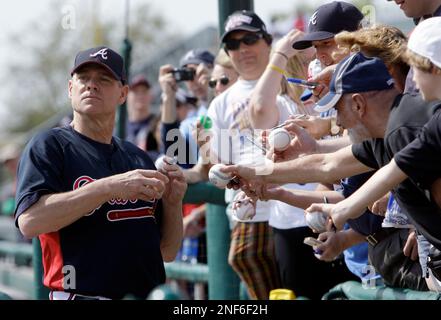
[269,95,318,230]
[207,79,291,222]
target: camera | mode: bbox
[171,68,195,82]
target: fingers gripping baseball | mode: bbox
[110,169,169,201]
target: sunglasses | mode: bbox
[208,76,230,88]
[224,33,264,51]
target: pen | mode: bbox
[244,135,268,153]
[268,115,308,131]
[286,77,319,89]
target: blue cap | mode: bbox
[315,53,395,113]
[293,1,363,50]
[180,49,215,68]
[300,89,313,102]
[71,46,127,84]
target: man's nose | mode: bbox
[85,77,99,91]
[316,48,326,61]
[238,42,250,53]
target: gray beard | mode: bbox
[347,124,371,144]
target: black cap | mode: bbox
[180,49,215,68]
[292,1,364,50]
[221,10,269,42]
[129,74,151,89]
[71,46,127,84]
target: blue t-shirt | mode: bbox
[340,173,383,281]
[15,126,165,299]
[340,172,383,236]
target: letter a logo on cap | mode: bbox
[309,11,318,26]
[90,48,108,60]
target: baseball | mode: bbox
[268,128,291,151]
[155,155,177,171]
[233,200,255,220]
[305,211,328,233]
[208,164,233,189]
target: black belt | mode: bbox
[366,227,399,247]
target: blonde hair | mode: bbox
[275,51,311,114]
[335,25,407,66]
[215,49,234,69]
[403,49,441,74]
[334,25,410,90]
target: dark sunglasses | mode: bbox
[224,33,264,51]
[208,76,230,88]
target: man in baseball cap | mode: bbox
[293,1,364,50]
[126,74,156,154]
[315,52,396,144]
[315,52,395,113]
[71,46,127,84]
[221,10,271,43]
[179,49,215,68]
[15,46,186,300]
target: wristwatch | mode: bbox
[330,117,341,136]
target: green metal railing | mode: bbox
[323,281,441,300]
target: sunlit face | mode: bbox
[209,64,239,96]
[335,94,371,143]
[69,64,127,117]
[225,31,271,80]
[127,85,151,114]
[413,66,441,101]
[311,38,343,66]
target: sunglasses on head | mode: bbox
[208,76,230,88]
[224,33,264,51]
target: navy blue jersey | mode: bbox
[340,172,383,236]
[15,126,165,299]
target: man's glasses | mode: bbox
[224,33,264,51]
[208,76,230,88]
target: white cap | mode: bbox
[408,17,441,69]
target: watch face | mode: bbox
[331,125,340,135]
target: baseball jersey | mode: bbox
[15,125,165,299]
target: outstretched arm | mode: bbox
[266,187,344,209]
[306,159,407,229]
[248,30,305,129]
[222,145,372,186]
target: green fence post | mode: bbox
[116,38,132,139]
[32,238,49,300]
[205,203,240,299]
[116,0,132,139]
[195,0,255,300]
[218,0,254,34]
[184,183,240,299]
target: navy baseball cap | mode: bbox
[129,74,151,89]
[300,89,313,102]
[180,49,215,68]
[71,46,127,84]
[315,52,395,113]
[293,1,364,50]
[221,10,269,42]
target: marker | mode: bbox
[244,135,268,153]
[286,77,319,89]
